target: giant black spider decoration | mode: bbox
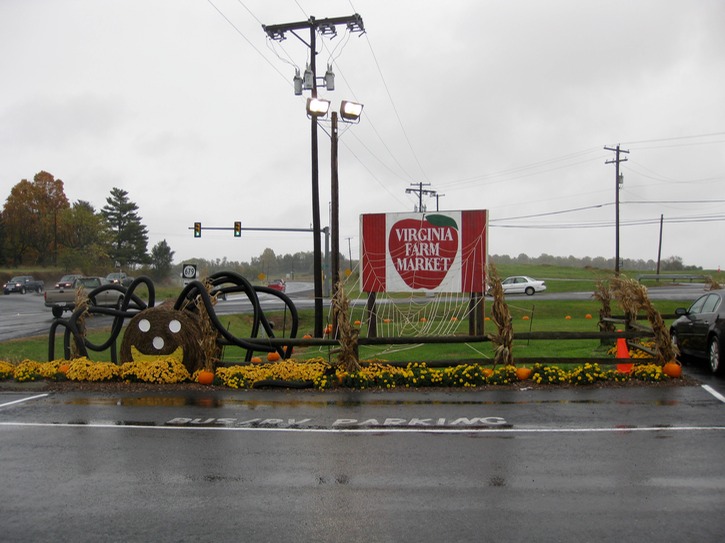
[48,271,299,372]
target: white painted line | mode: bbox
[702,384,725,404]
[0,394,49,409]
[0,421,724,434]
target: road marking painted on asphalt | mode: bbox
[0,394,49,409]
[702,384,725,403]
[1,421,724,434]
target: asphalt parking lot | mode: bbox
[1,371,724,543]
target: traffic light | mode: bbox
[193,222,201,238]
[234,221,241,237]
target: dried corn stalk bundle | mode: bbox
[185,278,221,371]
[331,282,360,373]
[611,275,677,364]
[486,263,514,367]
[71,286,89,359]
[593,280,615,335]
[706,276,722,291]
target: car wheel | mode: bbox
[708,337,724,375]
[20,286,26,295]
[52,306,63,318]
[115,296,124,310]
[525,287,535,296]
[37,285,44,294]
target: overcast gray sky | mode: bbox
[1,0,724,270]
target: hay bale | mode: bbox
[120,305,213,374]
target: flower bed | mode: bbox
[0,358,687,391]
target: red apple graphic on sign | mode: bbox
[388,214,459,289]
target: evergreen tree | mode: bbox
[101,187,149,267]
[150,239,175,281]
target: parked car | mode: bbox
[3,275,45,294]
[105,272,134,287]
[670,289,725,375]
[267,279,286,292]
[495,276,547,296]
[54,274,82,289]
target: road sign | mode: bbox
[182,264,197,280]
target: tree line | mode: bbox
[0,171,174,280]
[1,170,700,284]
[0,171,342,283]
[490,253,702,272]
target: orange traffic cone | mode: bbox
[616,336,633,374]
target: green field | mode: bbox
[2,262,711,365]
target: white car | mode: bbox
[498,276,547,296]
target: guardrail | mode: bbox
[219,327,658,368]
[637,273,707,283]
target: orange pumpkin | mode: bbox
[197,370,215,385]
[267,351,281,362]
[482,368,494,378]
[250,356,263,364]
[303,334,313,339]
[516,367,532,380]
[58,364,70,374]
[663,361,682,378]
[354,320,361,326]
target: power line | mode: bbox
[621,131,725,145]
[494,203,614,222]
[206,0,289,84]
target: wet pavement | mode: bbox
[1,375,724,542]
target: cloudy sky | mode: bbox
[1,0,724,270]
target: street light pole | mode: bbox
[262,13,365,338]
[330,111,340,335]
[308,21,325,337]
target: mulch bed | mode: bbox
[0,374,701,394]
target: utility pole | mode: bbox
[405,182,436,213]
[656,214,664,275]
[605,144,629,275]
[346,236,353,272]
[263,13,364,338]
[434,193,445,211]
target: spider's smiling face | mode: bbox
[130,316,184,360]
[120,306,205,372]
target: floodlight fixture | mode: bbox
[339,100,364,122]
[306,97,331,117]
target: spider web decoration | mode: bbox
[319,248,487,360]
[347,210,488,360]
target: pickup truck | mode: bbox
[44,276,125,318]
[3,275,45,295]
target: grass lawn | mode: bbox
[0,298,683,366]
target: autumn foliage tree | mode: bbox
[2,171,70,266]
[57,200,113,273]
